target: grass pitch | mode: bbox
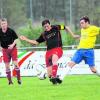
[0,75,100,100]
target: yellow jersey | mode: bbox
[78,25,100,49]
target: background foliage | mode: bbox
[0,0,100,47]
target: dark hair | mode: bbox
[80,16,90,24]
[42,19,50,26]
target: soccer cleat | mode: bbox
[49,78,52,82]
[50,77,57,85]
[8,81,13,85]
[56,75,63,84]
[17,80,21,85]
[56,77,62,84]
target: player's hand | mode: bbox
[73,35,80,39]
[8,44,15,49]
[19,35,28,41]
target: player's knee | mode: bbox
[52,55,58,65]
[52,61,57,65]
[91,70,96,73]
[90,67,96,73]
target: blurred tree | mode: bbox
[0,0,99,47]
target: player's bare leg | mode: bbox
[47,66,52,78]
[90,66,100,76]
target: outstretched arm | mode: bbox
[65,26,80,39]
[19,35,39,45]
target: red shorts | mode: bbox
[2,46,18,63]
[45,47,63,67]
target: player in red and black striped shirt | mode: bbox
[20,19,79,84]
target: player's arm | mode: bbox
[65,26,80,39]
[20,35,39,45]
[13,39,17,45]
[57,25,80,39]
[8,39,17,49]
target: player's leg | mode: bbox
[85,49,100,76]
[90,66,100,76]
[45,48,60,84]
[47,66,52,78]
[2,49,13,85]
[5,63,13,85]
[49,47,63,84]
[13,61,21,84]
[47,54,63,84]
[45,50,56,84]
[50,54,60,84]
[52,54,59,78]
[45,48,63,84]
[59,49,83,81]
[52,47,63,78]
[11,47,21,84]
[92,67,100,76]
[45,50,52,78]
[59,61,76,81]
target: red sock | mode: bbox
[15,67,21,81]
[52,65,58,78]
[6,69,12,83]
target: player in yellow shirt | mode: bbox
[59,16,100,81]
[78,25,99,49]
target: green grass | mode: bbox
[0,75,100,100]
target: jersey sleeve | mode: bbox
[11,29,18,40]
[89,26,100,36]
[36,34,45,43]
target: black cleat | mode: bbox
[50,77,57,85]
[49,78,52,82]
[18,80,21,85]
[56,77,62,84]
[8,81,13,85]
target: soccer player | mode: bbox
[59,16,100,81]
[0,18,21,85]
[20,19,79,84]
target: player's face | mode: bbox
[80,20,88,29]
[43,23,51,31]
[0,21,8,29]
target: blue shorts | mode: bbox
[71,49,95,67]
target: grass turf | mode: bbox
[0,75,100,100]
